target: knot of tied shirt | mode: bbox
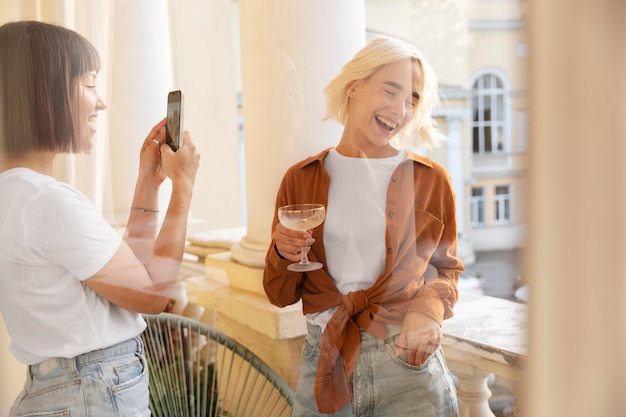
[343,289,369,317]
[313,289,381,414]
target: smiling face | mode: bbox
[340,58,423,157]
[71,71,106,152]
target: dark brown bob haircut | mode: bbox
[0,20,101,155]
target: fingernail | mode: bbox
[307,238,315,245]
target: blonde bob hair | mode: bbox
[323,36,444,150]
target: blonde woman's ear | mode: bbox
[346,80,359,97]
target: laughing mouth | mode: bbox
[376,115,399,132]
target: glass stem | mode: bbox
[299,247,310,265]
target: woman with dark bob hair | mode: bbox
[0,21,200,416]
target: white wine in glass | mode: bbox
[278,203,326,272]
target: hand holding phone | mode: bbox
[166,90,184,151]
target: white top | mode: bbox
[307,149,405,329]
[0,168,146,365]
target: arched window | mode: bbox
[471,72,508,155]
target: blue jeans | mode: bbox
[292,323,459,417]
[10,337,150,417]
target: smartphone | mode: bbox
[166,90,184,151]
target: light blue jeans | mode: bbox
[10,337,150,417]
[292,322,459,417]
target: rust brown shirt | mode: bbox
[263,147,463,413]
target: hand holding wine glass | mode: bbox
[277,204,326,272]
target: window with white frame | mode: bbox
[494,185,512,224]
[472,73,507,155]
[470,187,485,227]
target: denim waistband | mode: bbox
[306,321,402,347]
[29,337,143,376]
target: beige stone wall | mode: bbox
[0,316,25,414]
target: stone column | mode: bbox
[445,110,466,236]
[452,366,495,417]
[0,0,35,19]
[526,0,626,416]
[172,0,243,229]
[231,0,365,269]
[65,0,109,208]
[444,108,475,264]
[103,0,173,225]
[197,0,366,388]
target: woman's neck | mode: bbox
[335,123,401,158]
[335,142,399,159]
[0,151,56,175]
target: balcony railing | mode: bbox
[472,152,511,170]
[443,291,526,417]
[181,249,527,417]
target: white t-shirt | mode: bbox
[0,168,146,365]
[307,149,405,329]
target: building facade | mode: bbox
[366,0,528,253]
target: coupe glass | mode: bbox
[278,204,326,272]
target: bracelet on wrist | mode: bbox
[130,206,159,213]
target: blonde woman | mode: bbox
[264,36,462,416]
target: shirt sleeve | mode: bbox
[407,164,463,323]
[263,242,304,307]
[262,170,305,307]
[25,182,122,281]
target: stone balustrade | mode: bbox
[180,240,527,417]
[443,292,527,417]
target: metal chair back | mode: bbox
[141,313,295,417]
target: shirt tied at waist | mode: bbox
[313,289,390,414]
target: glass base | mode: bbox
[287,261,323,272]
